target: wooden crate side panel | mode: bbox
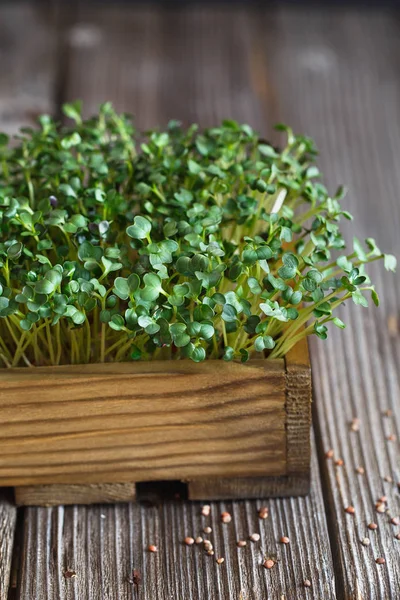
[15,483,136,507]
[285,337,312,475]
[0,359,286,486]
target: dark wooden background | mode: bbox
[0,2,399,599]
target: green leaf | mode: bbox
[332,317,346,329]
[126,216,152,240]
[113,277,130,300]
[384,254,397,272]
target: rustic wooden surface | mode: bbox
[0,2,399,599]
[0,491,17,600]
[1,360,287,486]
[15,483,137,507]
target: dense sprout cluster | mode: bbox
[0,102,395,366]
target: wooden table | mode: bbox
[0,3,399,598]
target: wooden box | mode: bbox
[0,339,311,507]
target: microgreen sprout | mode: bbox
[0,102,395,366]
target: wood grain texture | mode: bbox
[187,337,312,500]
[260,6,400,598]
[15,483,136,507]
[0,491,17,600]
[0,360,287,486]
[17,433,335,600]
[0,3,57,134]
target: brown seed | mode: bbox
[384,475,393,483]
[345,506,355,515]
[201,504,211,517]
[249,533,260,542]
[195,536,203,544]
[395,533,400,540]
[263,559,275,569]
[386,433,397,442]
[350,418,360,432]
[203,526,212,534]
[376,557,386,565]
[148,545,157,553]
[280,536,290,544]
[216,557,224,565]
[361,538,370,546]
[325,449,334,459]
[221,512,232,524]
[184,537,195,546]
[356,467,365,475]
[237,540,247,548]
[207,549,214,556]
[64,570,77,579]
[376,504,386,514]
[335,459,344,467]
[378,496,387,503]
[368,523,378,530]
[258,506,269,519]
[383,409,393,417]
[390,517,400,526]
[303,579,311,588]
[203,540,213,550]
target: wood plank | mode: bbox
[0,3,57,134]
[17,433,334,600]
[0,360,287,486]
[15,483,136,507]
[258,6,400,598]
[0,491,17,600]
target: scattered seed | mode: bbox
[203,526,212,534]
[237,540,247,548]
[384,475,393,483]
[378,496,387,503]
[184,537,195,546]
[335,459,344,467]
[280,536,290,544]
[100,514,106,519]
[325,449,334,459]
[356,467,365,475]
[258,506,269,519]
[376,557,385,565]
[195,536,203,544]
[345,506,355,515]
[350,418,360,432]
[148,545,157,553]
[216,557,224,565]
[249,533,260,542]
[383,409,393,417]
[361,538,370,546]
[376,504,386,514]
[386,433,396,442]
[368,523,378,531]
[207,549,214,556]
[303,579,311,588]
[395,533,400,540]
[203,540,213,551]
[201,505,211,517]
[390,517,400,526]
[263,559,275,569]
[130,570,141,587]
[64,570,77,579]
[221,512,232,524]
